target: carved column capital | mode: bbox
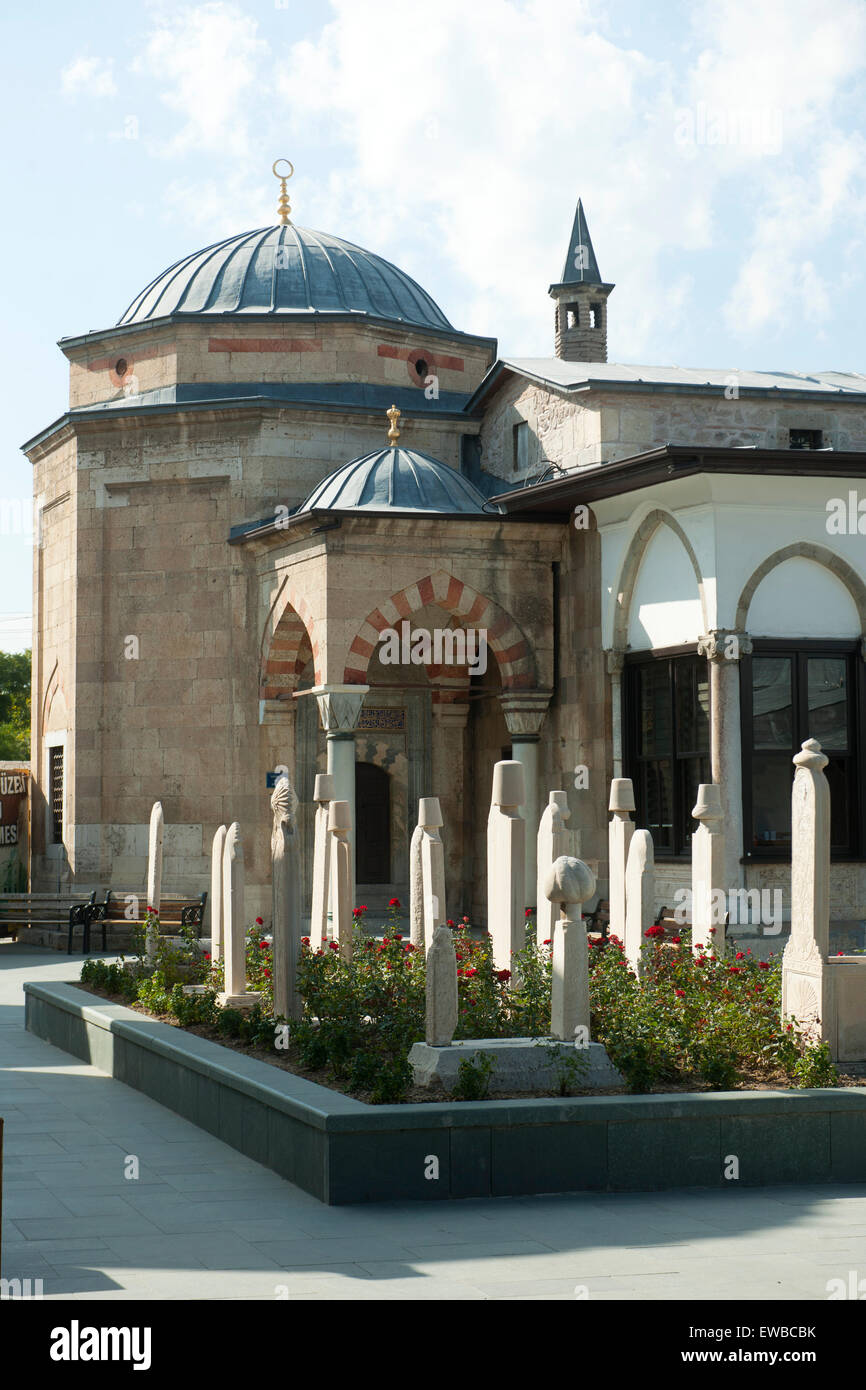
[498,690,553,742]
[311,684,370,736]
[697,630,753,663]
[607,649,625,676]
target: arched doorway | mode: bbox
[356,762,391,883]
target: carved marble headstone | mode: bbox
[782,739,832,1045]
[608,778,634,944]
[409,816,424,948]
[624,829,654,974]
[536,791,572,950]
[691,783,726,956]
[487,760,526,972]
[426,923,458,1046]
[544,854,595,1042]
[271,773,302,1020]
[145,801,164,964]
[419,797,447,950]
[219,822,260,1009]
[209,824,227,962]
[309,773,334,951]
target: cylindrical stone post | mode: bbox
[691,783,726,957]
[146,801,164,964]
[419,797,447,951]
[271,774,302,1020]
[426,923,458,1046]
[624,829,655,974]
[608,778,634,944]
[328,799,353,962]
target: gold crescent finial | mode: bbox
[386,403,401,447]
[272,158,294,225]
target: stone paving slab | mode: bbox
[3,944,866,1300]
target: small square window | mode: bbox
[789,428,823,450]
[589,303,600,328]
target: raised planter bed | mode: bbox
[24,980,866,1205]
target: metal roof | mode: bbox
[500,359,866,394]
[117,224,454,332]
[551,197,604,288]
[299,447,490,515]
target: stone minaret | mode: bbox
[549,198,614,362]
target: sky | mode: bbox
[2,0,866,652]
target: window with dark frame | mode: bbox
[512,420,529,474]
[49,745,64,844]
[623,653,710,856]
[789,428,823,450]
[741,642,861,857]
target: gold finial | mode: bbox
[272,158,294,225]
[386,403,401,447]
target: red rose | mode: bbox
[645,924,665,939]
[260,940,268,950]
[525,908,534,918]
[263,968,271,978]
[462,915,469,922]
[447,920,455,927]
[675,988,685,998]
[735,951,745,960]
[543,939,551,946]
[255,917,264,926]
[670,936,681,945]
[328,941,339,951]
[497,969,511,982]
[465,968,477,978]
[758,961,769,971]
[394,933,402,941]
[388,897,400,908]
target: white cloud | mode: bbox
[134,1,269,157]
[61,56,117,98]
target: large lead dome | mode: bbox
[118,224,453,331]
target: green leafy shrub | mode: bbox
[451,1052,495,1101]
[790,1041,838,1089]
[216,1007,244,1038]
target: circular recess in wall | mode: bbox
[407,348,436,387]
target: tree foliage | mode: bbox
[0,649,31,759]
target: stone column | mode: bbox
[624,829,654,974]
[145,801,164,964]
[419,797,447,951]
[309,772,334,951]
[607,651,625,778]
[314,685,369,902]
[608,778,635,944]
[271,773,302,1021]
[691,783,726,957]
[487,760,526,972]
[426,924,458,1046]
[782,738,833,1047]
[431,701,469,901]
[697,630,752,895]
[536,791,572,950]
[328,799,353,962]
[219,822,260,1009]
[209,824,227,962]
[499,691,552,899]
[544,854,596,1041]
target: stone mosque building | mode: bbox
[24,164,866,927]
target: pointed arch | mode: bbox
[259,580,320,700]
[41,659,68,734]
[343,568,536,689]
[612,507,709,651]
[735,541,866,632]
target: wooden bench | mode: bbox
[585,897,610,938]
[89,891,208,949]
[0,892,97,954]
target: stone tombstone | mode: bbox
[608,778,635,944]
[271,773,302,1021]
[536,791,572,950]
[487,760,526,972]
[309,772,334,951]
[543,854,596,1042]
[209,824,227,962]
[220,822,260,1009]
[624,829,655,974]
[409,817,424,948]
[691,783,726,957]
[782,738,833,1045]
[328,799,353,962]
[418,797,447,950]
[426,923,458,1046]
[145,801,164,963]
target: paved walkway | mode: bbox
[2,943,866,1301]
